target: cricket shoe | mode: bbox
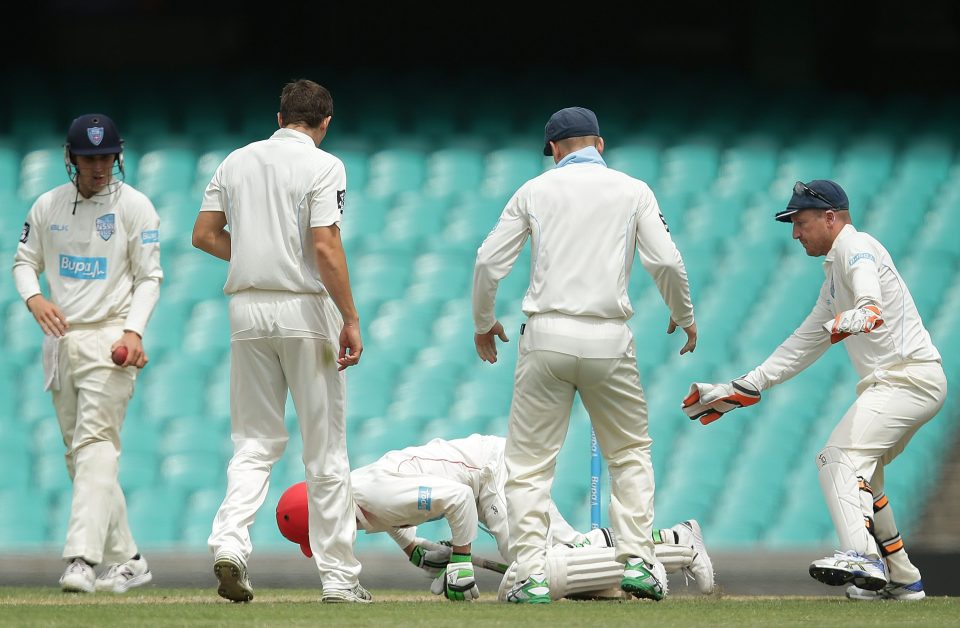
[846,580,925,601]
[621,557,667,601]
[322,584,373,603]
[60,558,96,593]
[95,555,153,593]
[809,551,887,591]
[673,519,715,594]
[506,572,551,604]
[214,553,254,602]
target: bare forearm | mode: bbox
[192,229,231,261]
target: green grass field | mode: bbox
[1,588,958,627]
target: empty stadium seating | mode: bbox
[1,79,958,559]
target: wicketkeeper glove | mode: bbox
[434,553,479,601]
[409,539,453,576]
[822,305,883,344]
[682,377,761,425]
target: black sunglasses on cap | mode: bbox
[793,181,839,210]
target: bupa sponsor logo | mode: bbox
[417,486,432,511]
[87,126,104,146]
[849,252,876,267]
[96,213,116,241]
[141,229,159,244]
[51,224,69,232]
[60,254,107,280]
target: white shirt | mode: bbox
[746,224,941,388]
[351,434,507,553]
[472,148,694,357]
[12,182,163,335]
[199,128,346,295]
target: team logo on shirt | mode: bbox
[337,189,345,212]
[658,211,670,232]
[96,213,116,241]
[19,222,29,244]
[417,486,432,511]
[87,126,104,146]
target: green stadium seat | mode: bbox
[366,148,427,196]
[714,138,779,195]
[424,148,485,196]
[139,361,209,424]
[136,147,198,200]
[605,142,661,183]
[180,488,222,545]
[18,149,65,202]
[482,147,547,198]
[0,488,49,546]
[0,144,19,195]
[126,485,185,545]
[658,140,720,194]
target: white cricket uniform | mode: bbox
[351,434,585,562]
[200,128,361,589]
[472,147,695,579]
[350,434,694,577]
[12,181,162,565]
[743,224,945,582]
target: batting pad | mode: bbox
[496,542,692,601]
[816,446,879,557]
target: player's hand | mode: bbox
[475,321,509,364]
[822,305,883,344]
[682,378,761,425]
[439,553,479,601]
[337,321,363,371]
[26,295,69,337]
[668,319,698,355]
[111,331,148,369]
[409,539,452,576]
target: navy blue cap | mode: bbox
[776,179,849,222]
[543,107,600,156]
[66,113,123,156]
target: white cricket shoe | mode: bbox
[846,580,925,601]
[96,555,153,593]
[214,553,254,602]
[809,551,887,591]
[674,520,715,594]
[621,558,667,601]
[506,572,552,604]
[322,584,373,604]
[60,558,96,593]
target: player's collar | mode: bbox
[555,146,606,169]
[272,128,316,145]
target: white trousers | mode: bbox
[505,339,655,580]
[823,360,946,577]
[49,323,138,565]
[208,290,361,589]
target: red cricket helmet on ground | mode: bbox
[276,481,312,557]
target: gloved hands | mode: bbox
[823,305,883,344]
[409,539,453,576]
[430,553,479,601]
[682,377,761,425]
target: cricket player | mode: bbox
[682,179,945,601]
[472,107,698,603]
[12,113,162,593]
[192,79,369,604]
[276,433,715,601]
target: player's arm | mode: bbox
[472,191,528,363]
[192,211,231,261]
[822,247,884,342]
[312,225,361,371]
[117,201,164,368]
[13,201,68,337]
[193,166,231,261]
[634,186,696,354]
